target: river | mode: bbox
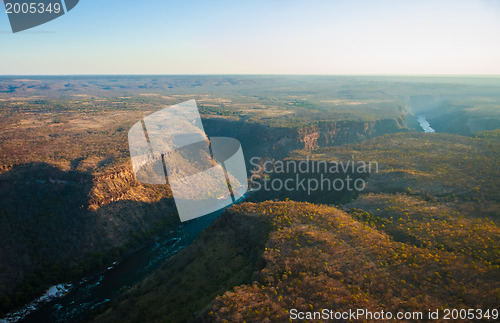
[3,195,249,323]
[417,115,435,133]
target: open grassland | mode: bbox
[3,75,499,130]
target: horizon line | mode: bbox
[1,73,500,77]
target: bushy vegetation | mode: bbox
[347,193,499,267]
[102,200,497,322]
[205,201,498,322]
[293,131,500,204]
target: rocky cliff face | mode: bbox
[87,164,172,210]
[0,163,177,313]
[296,117,409,151]
[203,115,411,159]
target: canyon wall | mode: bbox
[202,115,412,159]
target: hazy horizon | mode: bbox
[1,73,500,76]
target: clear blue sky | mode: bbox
[1,0,499,75]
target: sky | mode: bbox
[1,0,500,75]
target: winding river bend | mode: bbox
[5,195,249,323]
